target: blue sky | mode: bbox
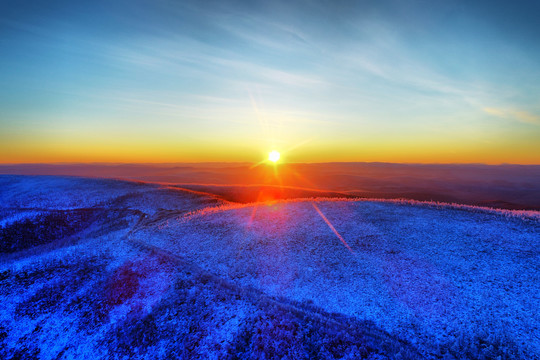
[1,0,540,163]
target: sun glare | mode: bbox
[268,150,280,163]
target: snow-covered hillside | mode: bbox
[1,176,538,359]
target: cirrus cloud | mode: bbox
[483,107,540,126]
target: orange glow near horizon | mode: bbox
[1,131,540,165]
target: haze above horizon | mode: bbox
[1,0,540,164]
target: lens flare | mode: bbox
[269,150,280,163]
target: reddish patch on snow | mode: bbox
[107,265,141,306]
[105,253,174,318]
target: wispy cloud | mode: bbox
[333,22,501,107]
[483,107,540,125]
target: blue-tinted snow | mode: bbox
[1,176,538,359]
[134,199,540,357]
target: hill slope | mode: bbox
[1,176,538,359]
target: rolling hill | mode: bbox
[1,175,538,359]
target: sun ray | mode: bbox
[292,170,319,190]
[248,91,269,137]
[248,201,260,226]
[273,162,284,193]
[312,202,355,254]
[281,137,314,154]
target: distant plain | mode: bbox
[2,162,539,209]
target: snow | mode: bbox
[134,199,540,357]
[1,175,538,359]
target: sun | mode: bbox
[268,150,280,163]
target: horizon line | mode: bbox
[1,161,540,166]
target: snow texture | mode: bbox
[1,175,538,359]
